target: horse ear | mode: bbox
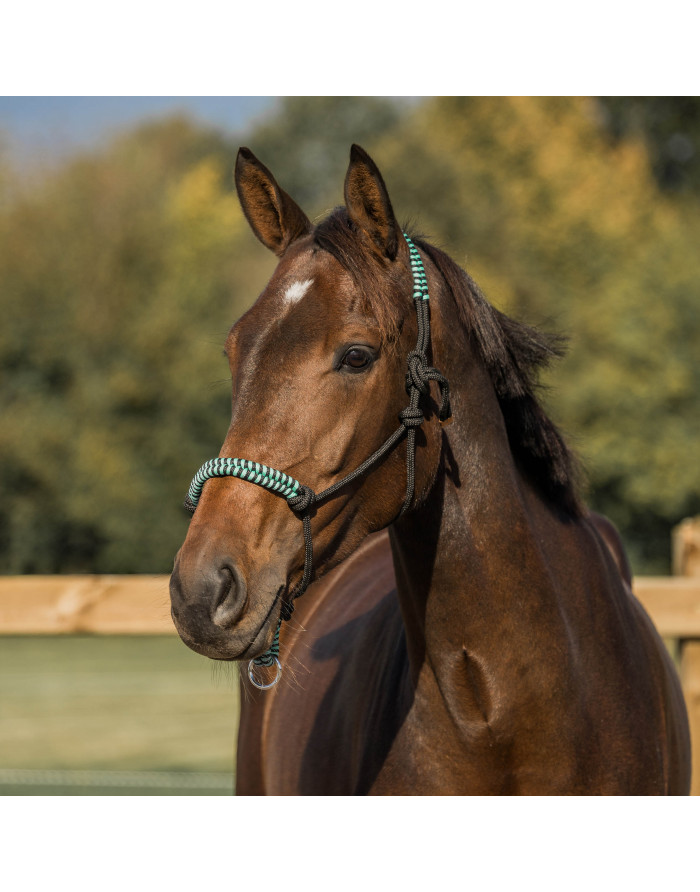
[235,147,311,256]
[344,144,401,261]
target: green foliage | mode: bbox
[0,117,275,572]
[1,98,698,573]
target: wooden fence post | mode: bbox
[674,516,700,796]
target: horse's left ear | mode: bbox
[344,144,401,261]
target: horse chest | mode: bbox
[248,603,512,794]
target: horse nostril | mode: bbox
[215,566,234,608]
[212,564,247,627]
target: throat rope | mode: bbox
[183,234,450,688]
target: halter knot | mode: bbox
[405,351,451,422]
[406,349,432,395]
[288,484,315,515]
[399,406,425,429]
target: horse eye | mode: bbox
[341,347,373,371]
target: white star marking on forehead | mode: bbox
[283,278,314,305]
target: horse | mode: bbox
[170,144,691,794]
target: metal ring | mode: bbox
[247,656,282,690]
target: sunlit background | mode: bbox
[1,96,699,794]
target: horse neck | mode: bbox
[388,287,572,702]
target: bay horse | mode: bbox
[170,145,691,794]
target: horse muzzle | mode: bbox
[169,552,283,661]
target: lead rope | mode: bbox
[183,234,450,689]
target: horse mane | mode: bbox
[314,209,583,518]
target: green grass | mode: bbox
[0,635,240,794]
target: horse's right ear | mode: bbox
[344,144,401,261]
[235,148,311,256]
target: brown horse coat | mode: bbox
[171,145,691,795]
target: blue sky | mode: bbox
[0,97,278,163]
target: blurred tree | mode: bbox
[597,97,700,194]
[0,117,273,572]
[248,96,406,210]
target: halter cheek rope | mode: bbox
[184,234,451,689]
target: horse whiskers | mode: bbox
[206,378,231,391]
[209,660,239,691]
[278,653,311,693]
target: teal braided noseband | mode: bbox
[184,233,450,689]
[185,458,301,513]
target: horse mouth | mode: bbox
[171,582,285,662]
[234,583,286,661]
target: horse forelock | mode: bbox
[313,208,408,348]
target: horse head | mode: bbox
[170,146,445,661]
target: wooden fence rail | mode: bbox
[2,516,700,794]
[0,575,174,634]
[0,573,698,637]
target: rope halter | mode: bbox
[183,233,451,689]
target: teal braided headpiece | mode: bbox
[405,234,430,300]
[184,233,450,689]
